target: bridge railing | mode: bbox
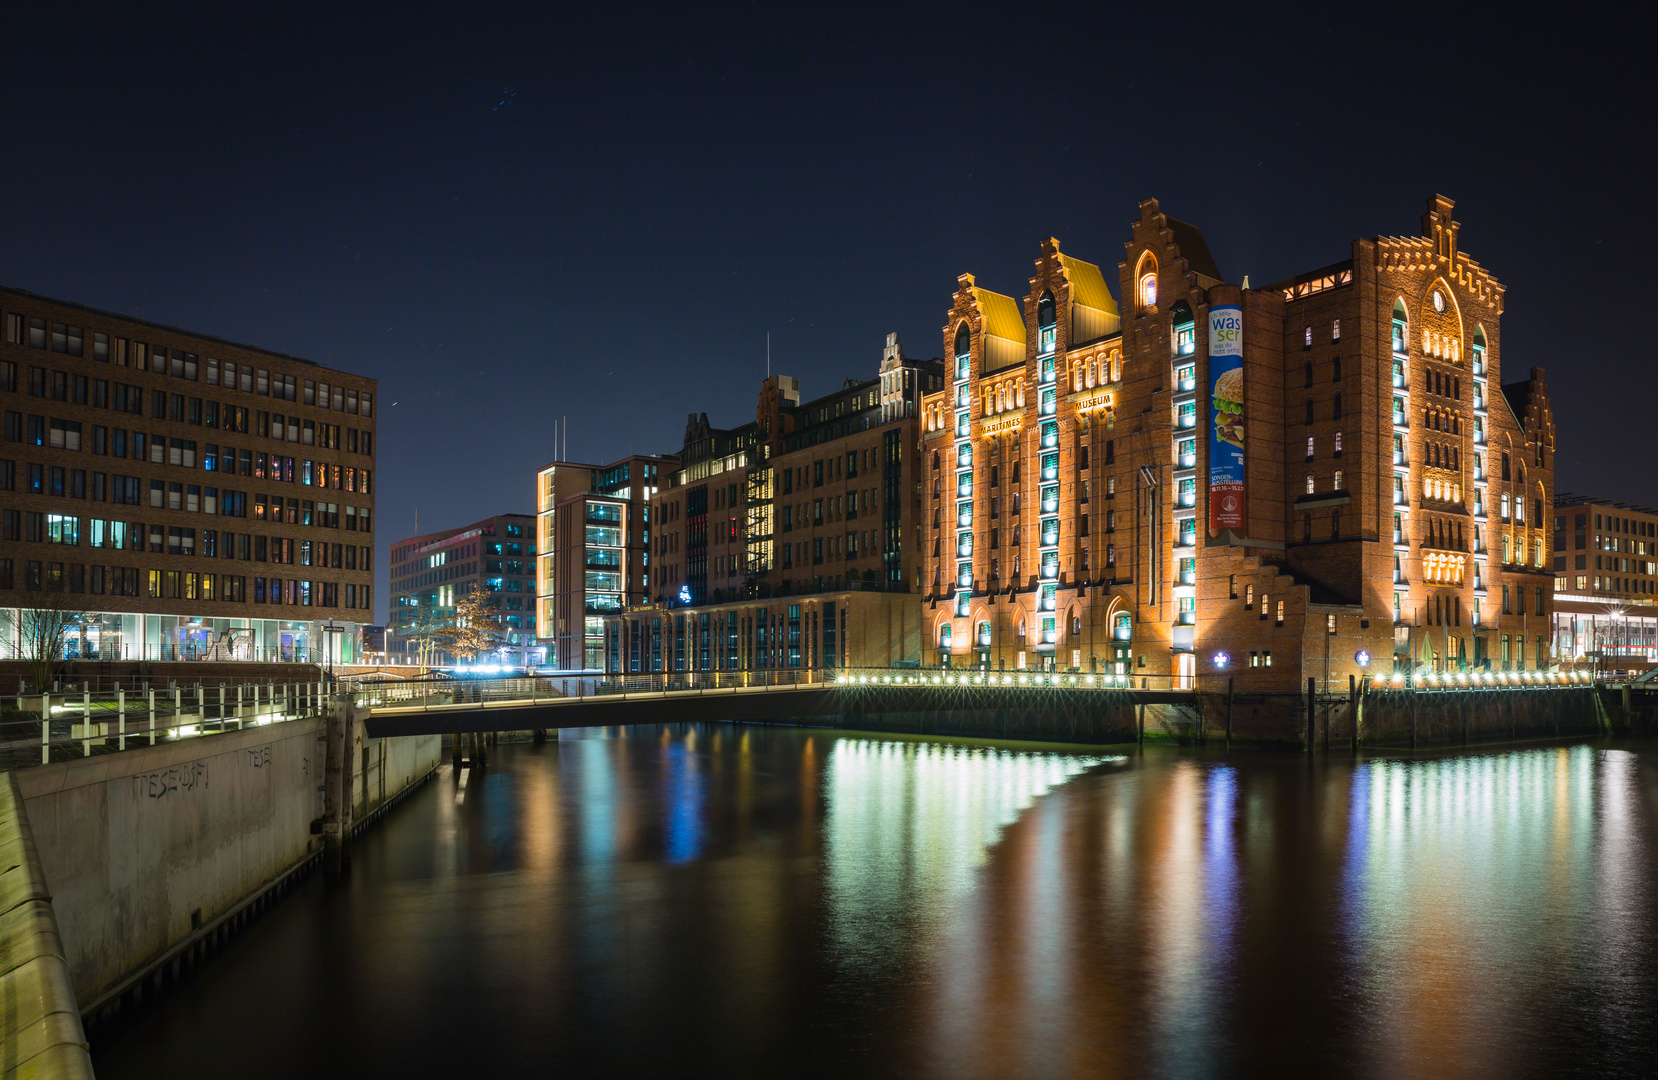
[0,681,332,770]
[339,666,1601,712]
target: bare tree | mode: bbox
[406,596,450,667]
[445,589,507,665]
[17,596,86,692]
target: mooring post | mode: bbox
[1136,701,1144,745]
[1225,677,1234,749]
[1410,692,1418,751]
[1306,678,1315,754]
[323,692,356,880]
[40,693,50,764]
[118,688,127,752]
[148,688,157,745]
[1348,675,1357,753]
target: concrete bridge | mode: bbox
[353,668,1607,748]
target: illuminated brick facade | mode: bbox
[604,334,943,673]
[921,196,1554,688]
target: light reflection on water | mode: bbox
[823,739,1112,974]
[90,728,1658,1080]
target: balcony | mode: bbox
[1179,568,1196,585]
[1177,489,1196,508]
[1176,371,1197,392]
[1392,411,1408,427]
[1041,493,1060,515]
[1038,328,1056,357]
[1177,451,1197,469]
[1040,525,1059,547]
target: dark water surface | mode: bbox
[92,727,1658,1079]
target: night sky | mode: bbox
[1,5,1646,621]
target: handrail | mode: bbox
[339,666,1600,718]
[0,681,333,771]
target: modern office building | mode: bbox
[537,455,671,670]
[919,195,1554,689]
[1550,494,1658,670]
[387,513,541,666]
[1,286,376,664]
[605,333,945,672]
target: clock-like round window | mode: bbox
[1432,290,1445,313]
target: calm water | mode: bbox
[93,727,1658,1079]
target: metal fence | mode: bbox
[337,666,1603,714]
[0,681,332,771]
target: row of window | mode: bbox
[1,461,371,529]
[1,317,374,415]
[0,369,375,453]
[3,423,372,490]
[0,557,369,609]
[0,512,374,565]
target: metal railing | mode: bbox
[332,666,1604,723]
[0,681,332,770]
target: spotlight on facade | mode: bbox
[1355,650,1371,668]
[1213,651,1230,669]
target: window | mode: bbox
[1332,393,1342,419]
[1334,431,1343,455]
[1306,436,1315,460]
[1138,271,1156,309]
[1333,470,1343,490]
[1306,474,1315,494]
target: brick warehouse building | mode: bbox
[1,286,377,665]
[604,334,944,673]
[920,196,1554,690]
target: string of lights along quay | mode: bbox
[591,195,1555,695]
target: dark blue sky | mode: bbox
[1,3,1645,620]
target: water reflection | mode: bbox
[91,730,1658,1080]
[823,739,1110,973]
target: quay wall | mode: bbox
[771,685,1606,749]
[9,719,439,1012]
[0,773,94,1080]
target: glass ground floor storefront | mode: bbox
[0,608,367,664]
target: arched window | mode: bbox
[1114,612,1132,639]
[1333,392,1343,419]
[1137,254,1158,310]
[954,322,971,382]
[1304,327,1313,348]
[1472,325,1486,375]
[1391,299,1409,355]
[1017,619,1027,639]
[939,623,952,648]
[1070,613,1082,636]
[977,621,991,646]
[1306,474,1315,494]
[1037,291,1057,354]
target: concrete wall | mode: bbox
[1,773,94,1080]
[11,719,439,1009]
